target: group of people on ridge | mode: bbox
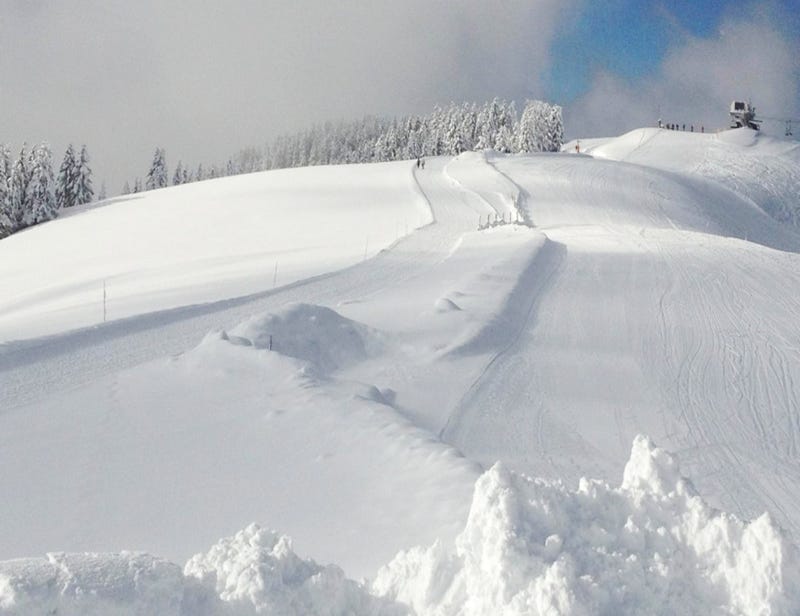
[658,119,703,133]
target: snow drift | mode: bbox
[230,302,385,375]
[3,436,798,615]
[375,435,800,615]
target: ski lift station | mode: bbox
[730,101,760,130]
[730,100,796,136]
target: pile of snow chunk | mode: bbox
[230,303,385,375]
[3,436,799,615]
[183,524,403,616]
[373,435,800,615]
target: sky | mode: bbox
[1,0,798,194]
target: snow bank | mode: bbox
[3,436,798,615]
[230,302,385,375]
[373,435,800,615]
[0,552,185,615]
[0,527,402,616]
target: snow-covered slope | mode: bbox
[2,128,800,613]
[0,161,432,341]
[575,127,800,227]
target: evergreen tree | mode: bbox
[9,144,33,233]
[517,100,559,152]
[133,177,142,193]
[29,143,58,224]
[74,145,94,205]
[56,144,78,209]
[0,144,12,236]
[146,148,168,190]
[98,181,107,201]
[121,181,131,195]
[545,104,564,152]
[172,161,184,186]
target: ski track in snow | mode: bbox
[441,144,800,539]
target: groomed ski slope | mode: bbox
[2,127,800,613]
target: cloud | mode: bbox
[0,1,574,193]
[566,10,800,139]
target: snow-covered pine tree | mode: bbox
[56,144,78,209]
[28,143,58,224]
[173,161,184,186]
[517,100,549,153]
[476,98,505,150]
[445,109,465,155]
[492,101,517,153]
[0,144,12,236]
[545,104,564,152]
[458,103,478,152]
[146,148,168,190]
[133,177,142,193]
[98,181,107,201]
[121,181,131,195]
[74,145,94,205]
[8,144,33,232]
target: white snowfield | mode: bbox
[0,162,432,341]
[2,127,800,614]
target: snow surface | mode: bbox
[3,128,800,612]
[3,437,798,615]
[0,161,431,341]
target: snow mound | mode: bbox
[184,524,402,616]
[0,552,184,615]
[231,303,384,375]
[373,435,800,615]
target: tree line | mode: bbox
[0,143,95,239]
[126,98,563,193]
[2,99,563,239]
